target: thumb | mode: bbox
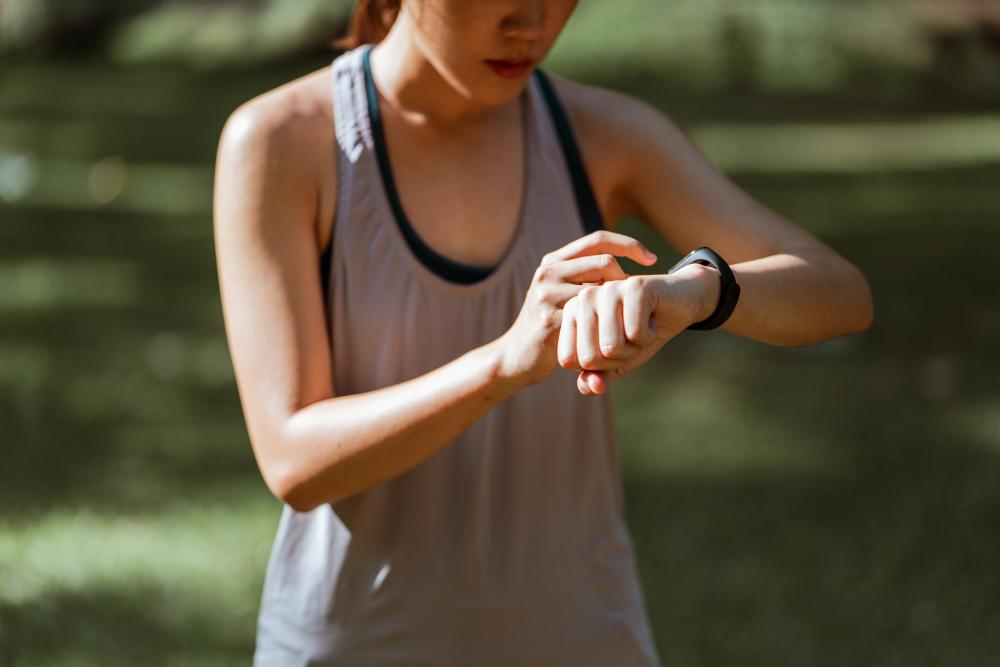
[578,370,616,395]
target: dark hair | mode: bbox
[334,0,402,49]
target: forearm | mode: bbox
[684,250,874,346]
[270,339,524,512]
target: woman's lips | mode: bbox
[485,59,536,79]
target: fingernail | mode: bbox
[644,249,657,260]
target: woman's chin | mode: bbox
[473,78,532,108]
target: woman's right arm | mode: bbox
[213,95,657,513]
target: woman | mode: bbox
[213,1,875,665]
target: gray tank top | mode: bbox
[253,44,661,667]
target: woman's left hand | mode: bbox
[557,263,720,395]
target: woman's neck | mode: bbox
[369,14,501,130]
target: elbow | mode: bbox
[264,456,354,513]
[772,263,875,348]
[255,418,337,513]
[262,458,323,513]
[817,264,876,344]
[275,480,322,514]
[255,416,359,512]
[817,264,875,344]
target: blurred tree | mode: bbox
[921,0,1000,71]
[2,0,999,99]
[919,0,1000,92]
[0,0,353,65]
[0,0,163,56]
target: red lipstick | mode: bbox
[485,58,535,79]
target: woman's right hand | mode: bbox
[496,230,658,387]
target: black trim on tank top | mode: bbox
[532,69,605,236]
[362,47,496,284]
[325,48,607,286]
[319,237,333,329]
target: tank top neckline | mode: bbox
[360,44,535,290]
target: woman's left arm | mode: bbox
[602,93,875,347]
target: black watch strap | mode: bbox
[666,246,741,330]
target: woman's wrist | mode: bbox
[650,263,721,327]
[689,263,722,325]
[484,334,537,393]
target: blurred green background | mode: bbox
[2,0,999,665]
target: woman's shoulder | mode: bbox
[539,71,683,163]
[536,72,683,224]
[215,64,339,246]
[219,65,335,165]
[541,72,648,117]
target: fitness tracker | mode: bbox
[666,246,741,330]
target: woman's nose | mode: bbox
[500,2,547,40]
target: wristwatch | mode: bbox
[666,246,741,330]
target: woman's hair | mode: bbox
[334,0,402,49]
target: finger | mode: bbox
[581,370,609,395]
[549,253,628,285]
[597,288,637,361]
[577,371,592,395]
[558,297,581,371]
[576,288,604,371]
[623,281,657,346]
[545,230,657,267]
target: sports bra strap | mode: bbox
[532,69,605,235]
[320,61,607,307]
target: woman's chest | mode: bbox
[385,124,527,269]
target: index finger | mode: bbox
[544,230,657,267]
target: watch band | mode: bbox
[666,246,741,330]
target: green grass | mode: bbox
[1,492,277,666]
[2,5,1000,665]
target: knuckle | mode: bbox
[538,308,560,328]
[578,285,597,301]
[598,284,621,305]
[578,350,601,369]
[599,340,623,357]
[534,265,552,282]
[624,275,645,295]
[624,324,646,344]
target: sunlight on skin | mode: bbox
[1,4,997,665]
